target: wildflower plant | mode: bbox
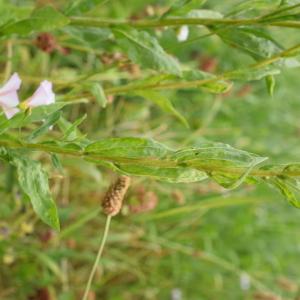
[1,0,300,298]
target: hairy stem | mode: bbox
[4,42,298,100]
[68,42,300,98]
[70,16,300,29]
[0,138,300,178]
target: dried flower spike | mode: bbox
[102,176,131,216]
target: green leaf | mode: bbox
[217,27,280,61]
[85,137,171,160]
[182,70,232,93]
[114,28,182,76]
[89,83,108,108]
[116,164,208,183]
[262,163,300,208]
[62,27,111,48]
[51,154,63,172]
[84,138,267,187]
[0,2,32,28]
[134,90,189,127]
[57,117,85,142]
[162,0,207,17]
[0,103,66,135]
[266,176,300,208]
[171,142,268,188]
[1,6,70,36]
[85,137,207,182]
[27,111,61,142]
[62,114,87,141]
[265,74,276,96]
[34,251,64,281]
[228,66,281,81]
[65,0,106,15]
[11,155,60,230]
[227,0,281,16]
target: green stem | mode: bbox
[141,196,269,221]
[101,42,300,95]
[69,16,300,29]
[0,138,300,178]
[3,42,298,101]
[82,215,112,300]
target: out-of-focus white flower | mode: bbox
[240,272,251,291]
[171,288,182,300]
[0,73,21,119]
[26,80,55,108]
[177,26,189,42]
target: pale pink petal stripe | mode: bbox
[27,80,55,107]
[2,106,20,119]
[0,73,21,108]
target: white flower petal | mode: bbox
[2,106,20,119]
[0,73,21,107]
[27,80,55,107]
[0,91,20,108]
[0,73,21,95]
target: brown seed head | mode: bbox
[35,33,57,53]
[102,176,131,216]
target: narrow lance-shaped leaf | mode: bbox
[228,66,281,81]
[27,111,61,142]
[57,116,86,143]
[227,0,281,17]
[217,27,300,68]
[85,137,206,183]
[217,27,280,61]
[0,103,66,135]
[115,164,208,183]
[265,176,300,208]
[62,114,87,142]
[65,0,106,15]
[0,2,32,28]
[182,70,232,93]
[114,28,182,76]
[12,156,60,230]
[263,164,300,208]
[171,142,268,188]
[161,0,207,17]
[88,82,108,108]
[134,90,189,127]
[85,137,171,160]
[84,138,267,187]
[1,6,70,36]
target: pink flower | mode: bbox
[0,73,21,119]
[26,80,55,108]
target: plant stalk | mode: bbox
[82,215,112,300]
[70,16,300,29]
[0,138,300,178]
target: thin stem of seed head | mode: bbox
[82,215,112,300]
